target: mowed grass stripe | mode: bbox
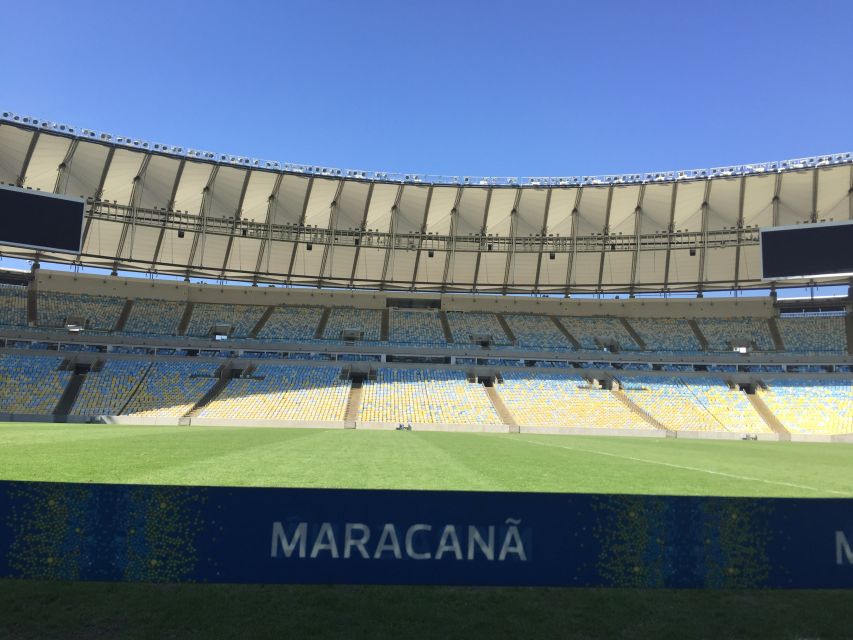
[1,423,853,497]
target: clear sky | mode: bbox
[2,0,851,180]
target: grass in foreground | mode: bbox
[1,422,852,497]
[2,579,852,640]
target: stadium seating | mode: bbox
[620,376,769,433]
[359,368,500,424]
[323,307,382,341]
[72,360,151,416]
[199,365,350,422]
[37,292,125,331]
[0,354,71,414]
[503,314,573,350]
[557,316,639,351]
[0,284,28,326]
[497,371,647,429]
[696,317,776,351]
[445,311,512,345]
[777,315,847,353]
[122,299,186,335]
[758,378,853,434]
[185,303,266,338]
[122,361,220,417]
[388,309,447,345]
[256,305,324,341]
[628,318,701,352]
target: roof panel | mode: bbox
[25,133,71,192]
[507,252,538,288]
[575,186,608,236]
[271,175,310,226]
[816,165,851,221]
[777,169,812,226]
[515,188,548,237]
[225,236,263,274]
[639,184,673,232]
[706,177,741,229]
[302,177,339,227]
[667,248,699,287]
[484,188,517,236]
[207,166,247,219]
[363,182,400,231]
[570,251,600,289]
[545,188,577,236]
[120,224,160,264]
[635,249,667,288]
[600,251,632,288]
[394,185,429,234]
[477,251,505,289]
[742,174,775,227]
[334,180,370,231]
[671,180,705,232]
[536,252,569,289]
[424,186,458,234]
[447,251,477,287]
[100,148,146,205]
[608,185,640,235]
[137,154,181,210]
[703,245,737,286]
[326,245,358,281]
[0,124,34,184]
[352,247,385,285]
[62,141,110,199]
[455,187,489,236]
[240,170,280,223]
[173,161,214,214]
[192,233,229,269]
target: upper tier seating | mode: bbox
[37,292,125,331]
[256,306,324,341]
[122,299,185,335]
[388,309,447,345]
[758,378,853,434]
[122,361,220,417]
[620,376,768,433]
[497,371,647,429]
[557,317,639,351]
[359,368,500,424]
[504,314,573,350]
[72,359,151,416]
[0,284,28,327]
[185,303,266,338]
[199,364,350,422]
[0,354,71,414]
[696,317,776,351]
[445,312,512,345]
[777,315,847,354]
[628,318,701,352]
[323,308,382,341]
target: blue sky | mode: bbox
[2,0,851,179]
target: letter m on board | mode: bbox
[836,531,853,566]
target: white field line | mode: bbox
[506,436,849,496]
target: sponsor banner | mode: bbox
[0,480,852,588]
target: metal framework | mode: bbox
[1,113,852,294]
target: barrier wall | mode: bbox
[1,480,852,588]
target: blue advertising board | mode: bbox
[1,480,852,588]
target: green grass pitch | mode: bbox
[3,422,853,639]
[1,422,852,497]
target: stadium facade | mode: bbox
[0,111,851,442]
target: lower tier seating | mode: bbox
[497,371,648,430]
[0,354,71,414]
[359,368,500,424]
[758,378,853,434]
[620,376,769,433]
[122,361,220,418]
[199,365,350,422]
[72,360,151,416]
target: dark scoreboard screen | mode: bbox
[0,184,84,253]
[761,221,853,280]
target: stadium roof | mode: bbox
[1,111,852,294]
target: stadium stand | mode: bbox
[121,299,185,336]
[776,314,847,354]
[445,311,512,345]
[628,318,701,352]
[388,309,447,345]
[497,371,648,429]
[758,378,853,434]
[37,292,125,331]
[359,368,500,424]
[556,316,639,351]
[696,317,776,351]
[199,365,350,422]
[0,354,71,414]
[0,284,28,327]
[122,361,220,418]
[72,360,151,416]
[184,303,266,338]
[503,314,573,350]
[256,306,324,342]
[323,307,383,341]
[620,376,769,433]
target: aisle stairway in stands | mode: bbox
[620,318,646,350]
[611,385,671,432]
[344,377,363,427]
[185,366,232,418]
[687,319,709,351]
[53,364,87,422]
[484,378,518,430]
[551,317,581,348]
[177,302,195,336]
[747,391,791,440]
[496,314,517,344]
[438,311,454,344]
[249,306,276,338]
[114,299,134,332]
